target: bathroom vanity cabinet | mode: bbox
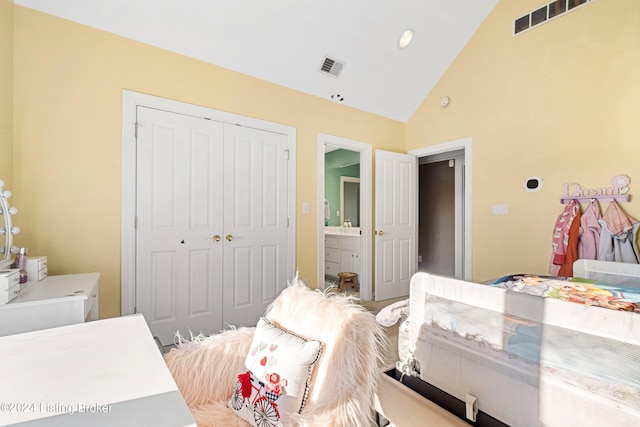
[324,234,360,278]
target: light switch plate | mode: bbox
[492,204,508,215]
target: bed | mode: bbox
[389,263,640,427]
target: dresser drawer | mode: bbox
[0,270,21,304]
[325,237,339,249]
[6,282,21,303]
[325,248,341,263]
[0,270,20,291]
[325,261,340,277]
[26,257,48,282]
[339,235,360,250]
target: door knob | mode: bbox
[226,234,234,242]
[212,235,221,242]
[377,230,385,236]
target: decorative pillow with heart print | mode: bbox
[228,317,323,427]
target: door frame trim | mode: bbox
[121,90,297,315]
[409,137,473,280]
[317,133,372,301]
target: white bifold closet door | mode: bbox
[135,107,289,345]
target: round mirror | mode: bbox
[0,180,18,268]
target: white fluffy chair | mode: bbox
[165,280,389,427]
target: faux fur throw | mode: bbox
[165,279,389,427]
[375,298,410,327]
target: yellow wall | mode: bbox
[0,0,12,184]
[11,7,404,318]
[407,0,640,281]
[8,1,640,317]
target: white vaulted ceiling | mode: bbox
[14,0,499,122]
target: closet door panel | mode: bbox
[150,251,177,321]
[223,124,289,327]
[230,245,253,307]
[136,107,224,345]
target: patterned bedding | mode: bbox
[490,274,640,313]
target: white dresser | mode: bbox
[0,314,195,426]
[0,272,99,337]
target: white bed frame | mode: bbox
[573,259,640,287]
[377,265,640,427]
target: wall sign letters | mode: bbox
[560,175,631,203]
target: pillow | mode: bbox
[228,317,323,426]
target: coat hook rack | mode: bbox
[560,175,631,204]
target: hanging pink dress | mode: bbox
[578,199,602,260]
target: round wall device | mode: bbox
[524,176,543,192]
[440,96,450,107]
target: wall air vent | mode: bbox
[319,56,344,78]
[514,0,595,36]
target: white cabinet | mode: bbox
[0,272,100,337]
[341,249,360,275]
[325,235,360,278]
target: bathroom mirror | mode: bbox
[324,148,360,227]
[340,176,360,227]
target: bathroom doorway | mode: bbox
[317,134,372,300]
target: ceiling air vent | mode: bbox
[319,56,344,78]
[514,0,594,36]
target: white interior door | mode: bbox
[375,150,417,301]
[222,124,290,327]
[136,107,224,344]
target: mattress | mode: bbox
[400,272,640,427]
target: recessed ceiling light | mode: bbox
[398,29,414,49]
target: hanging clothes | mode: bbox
[550,200,581,276]
[597,200,640,264]
[558,207,581,277]
[578,199,602,260]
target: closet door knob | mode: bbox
[226,234,234,242]
[212,235,221,242]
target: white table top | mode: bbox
[9,273,100,305]
[0,314,195,426]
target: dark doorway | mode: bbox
[418,150,463,277]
